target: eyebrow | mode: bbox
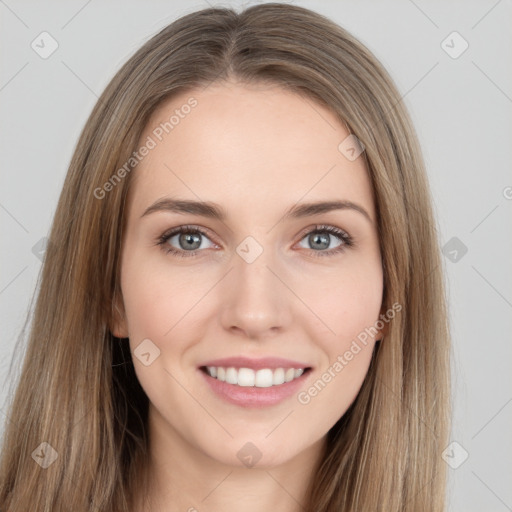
[141,197,373,223]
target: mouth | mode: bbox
[198,364,313,408]
[199,365,313,388]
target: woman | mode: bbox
[0,3,450,511]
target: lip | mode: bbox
[198,366,313,408]
[198,356,312,371]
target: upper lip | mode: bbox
[198,356,312,371]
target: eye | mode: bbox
[156,225,217,258]
[156,224,354,259]
[296,225,353,257]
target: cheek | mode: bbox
[120,256,204,339]
[120,259,206,404]
[295,262,382,414]
[302,257,384,342]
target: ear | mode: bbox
[110,288,129,339]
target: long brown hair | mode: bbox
[0,3,450,510]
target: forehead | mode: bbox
[128,81,375,221]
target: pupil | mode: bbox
[181,233,201,250]
[311,233,329,250]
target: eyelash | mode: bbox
[155,224,354,259]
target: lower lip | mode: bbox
[198,367,312,408]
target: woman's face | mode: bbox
[113,81,384,469]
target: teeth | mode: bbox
[238,367,255,386]
[225,367,237,385]
[272,368,285,385]
[205,366,307,387]
[255,369,273,387]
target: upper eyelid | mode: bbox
[295,224,349,239]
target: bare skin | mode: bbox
[112,80,385,512]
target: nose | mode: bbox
[219,246,293,339]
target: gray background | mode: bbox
[1,0,511,510]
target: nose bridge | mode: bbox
[232,236,280,302]
[219,235,291,335]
